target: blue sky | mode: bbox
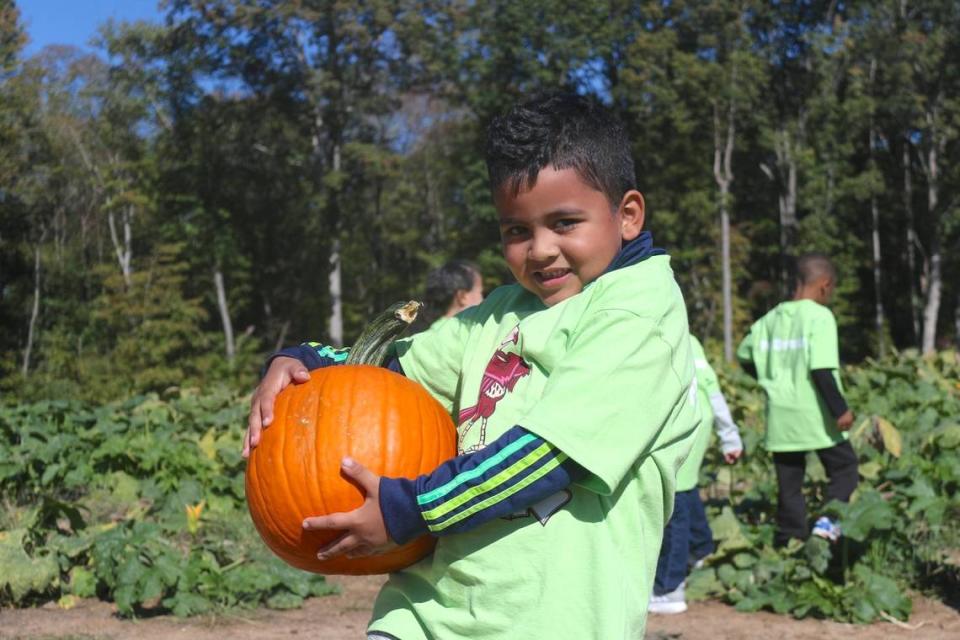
[19,0,164,57]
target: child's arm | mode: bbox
[303,425,585,557]
[694,340,743,464]
[808,309,854,430]
[708,393,743,463]
[735,328,757,379]
[811,370,854,429]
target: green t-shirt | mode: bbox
[675,336,720,491]
[736,299,847,452]
[427,316,452,333]
[369,255,700,640]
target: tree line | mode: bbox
[1,0,958,402]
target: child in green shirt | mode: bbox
[410,259,484,332]
[736,254,858,546]
[245,92,700,639]
[649,335,743,614]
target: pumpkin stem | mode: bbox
[345,300,422,366]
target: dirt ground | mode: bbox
[2,575,958,640]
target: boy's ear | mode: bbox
[618,190,645,241]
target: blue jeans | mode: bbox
[654,489,715,595]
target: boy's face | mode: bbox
[495,167,644,306]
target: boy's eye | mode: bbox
[554,219,579,231]
[502,226,528,238]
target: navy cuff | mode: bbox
[379,477,428,545]
[261,345,325,376]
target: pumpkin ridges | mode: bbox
[275,384,304,550]
[305,374,329,540]
[247,363,456,574]
[254,387,294,551]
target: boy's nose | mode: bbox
[528,232,559,262]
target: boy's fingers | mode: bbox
[292,368,310,382]
[259,392,275,429]
[316,533,358,560]
[303,513,348,531]
[346,545,374,559]
[245,399,263,455]
[340,457,378,491]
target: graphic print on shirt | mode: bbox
[457,325,531,453]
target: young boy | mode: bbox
[736,254,858,547]
[649,335,743,614]
[244,92,700,639]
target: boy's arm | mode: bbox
[808,310,853,428]
[266,343,405,375]
[379,426,586,544]
[811,369,850,420]
[708,393,743,462]
[735,328,757,379]
[694,344,743,461]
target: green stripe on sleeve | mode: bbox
[427,453,568,532]
[416,433,539,505]
[421,443,553,520]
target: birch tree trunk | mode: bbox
[107,204,134,288]
[327,142,344,346]
[870,190,886,357]
[22,233,45,376]
[868,59,886,357]
[214,269,236,361]
[920,109,943,354]
[903,138,921,346]
[713,92,736,362]
[759,125,800,295]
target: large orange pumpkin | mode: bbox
[245,303,457,575]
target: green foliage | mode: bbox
[692,350,960,623]
[0,389,335,616]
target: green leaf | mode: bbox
[68,566,97,598]
[266,591,304,610]
[858,460,882,480]
[0,528,60,601]
[837,490,895,542]
[710,506,753,553]
[803,537,832,574]
[684,567,723,600]
[732,552,757,569]
[876,417,903,458]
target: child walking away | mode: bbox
[649,335,743,614]
[244,92,701,639]
[736,253,858,547]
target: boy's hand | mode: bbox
[303,457,395,560]
[723,449,742,464]
[243,356,311,457]
[836,410,854,431]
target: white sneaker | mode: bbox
[648,583,687,614]
[811,516,841,542]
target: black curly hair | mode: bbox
[485,91,636,208]
[418,260,481,326]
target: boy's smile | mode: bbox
[495,167,644,306]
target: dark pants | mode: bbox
[654,489,715,595]
[772,441,859,546]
